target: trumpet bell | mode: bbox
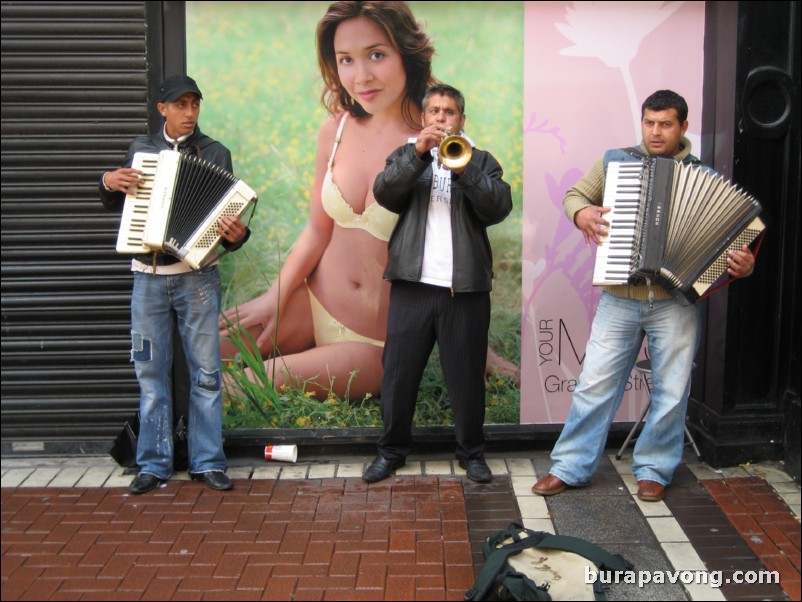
[438,135,472,170]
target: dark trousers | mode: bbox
[378,281,490,461]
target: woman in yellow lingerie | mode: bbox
[220,0,517,398]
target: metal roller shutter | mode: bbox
[1,1,153,452]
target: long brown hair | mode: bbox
[316,1,436,129]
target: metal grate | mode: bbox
[1,1,150,444]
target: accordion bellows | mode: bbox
[593,157,764,303]
[116,150,258,270]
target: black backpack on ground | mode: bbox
[465,523,633,601]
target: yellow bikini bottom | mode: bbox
[306,284,384,348]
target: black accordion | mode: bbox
[116,150,257,270]
[592,157,764,302]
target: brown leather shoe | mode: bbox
[531,474,567,496]
[637,480,666,502]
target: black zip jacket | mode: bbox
[373,142,512,292]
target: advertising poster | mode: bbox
[188,1,524,429]
[187,1,704,430]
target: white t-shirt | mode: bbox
[406,133,475,288]
[420,150,454,288]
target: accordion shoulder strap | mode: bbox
[621,146,648,160]
[620,146,704,166]
[145,131,218,155]
[193,133,218,150]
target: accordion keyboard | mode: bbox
[592,161,644,285]
[115,152,160,254]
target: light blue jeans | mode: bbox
[131,266,227,479]
[549,291,701,486]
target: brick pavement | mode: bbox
[2,476,483,601]
[703,476,801,601]
[2,453,800,601]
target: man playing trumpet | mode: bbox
[363,84,513,484]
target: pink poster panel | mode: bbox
[521,1,705,424]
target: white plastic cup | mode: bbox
[264,444,298,463]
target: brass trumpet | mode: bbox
[438,133,472,170]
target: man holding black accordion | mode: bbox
[532,90,755,502]
[100,75,249,494]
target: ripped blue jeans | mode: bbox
[131,266,226,479]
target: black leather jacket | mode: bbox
[99,127,248,264]
[374,143,512,292]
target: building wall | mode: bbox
[1,2,798,479]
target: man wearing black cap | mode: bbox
[100,75,249,494]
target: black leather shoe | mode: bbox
[459,457,492,483]
[190,470,234,491]
[130,473,163,494]
[362,455,405,483]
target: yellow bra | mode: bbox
[321,114,398,242]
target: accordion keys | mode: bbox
[115,152,160,254]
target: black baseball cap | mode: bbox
[159,75,203,103]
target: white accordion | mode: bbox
[593,157,765,303]
[115,150,257,270]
